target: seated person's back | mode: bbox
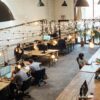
[28,59,41,72]
[58,39,66,50]
[13,66,29,86]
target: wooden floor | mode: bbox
[95,80,100,100]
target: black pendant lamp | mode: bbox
[76,0,89,7]
[98,0,100,4]
[38,0,44,6]
[0,0,14,22]
[62,0,67,6]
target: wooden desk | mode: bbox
[81,64,100,73]
[24,50,47,56]
[56,72,95,100]
[88,48,100,64]
[0,81,10,91]
[56,48,100,100]
[47,49,59,57]
[24,49,59,57]
[0,65,29,91]
[80,48,100,73]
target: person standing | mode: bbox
[14,43,24,62]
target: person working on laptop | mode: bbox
[9,65,29,99]
[77,53,90,69]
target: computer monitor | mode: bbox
[79,80,88,97]
[0,66,11,77]
[43,35,51,41]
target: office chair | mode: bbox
[32,68,47,86]
[17,76,32,98]
[0,85,10,100]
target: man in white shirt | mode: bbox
[28,59,41,72]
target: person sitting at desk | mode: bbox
[77,53,89,69]
[58,38,66,51]
[14,43,24,62]
[12,66,29,86]
[28,59,41,72]
[28,59,47,86]
[51,31,59,39]
[10,66,29,99]
[37,41,47,52]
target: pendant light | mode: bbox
[38,0,45,6]
[62,0,67,6]
[76,0,89,7]
[0,0,14,22]
[98,0,100,4]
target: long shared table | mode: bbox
[56,48,100,100]
[24,49,59,57]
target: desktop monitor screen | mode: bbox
[79,80,88,96]
[43,35,51,41]
[0,66,11,77]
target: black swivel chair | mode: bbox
[17,76,32,98]
[32,68,46,86]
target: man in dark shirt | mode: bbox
[14,43,24,62]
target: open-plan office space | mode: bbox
[0,0,100,100]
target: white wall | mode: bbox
[0,0,75,64]
[2,0,55,21]
[54,0,74,20]
[2,0,74,21]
